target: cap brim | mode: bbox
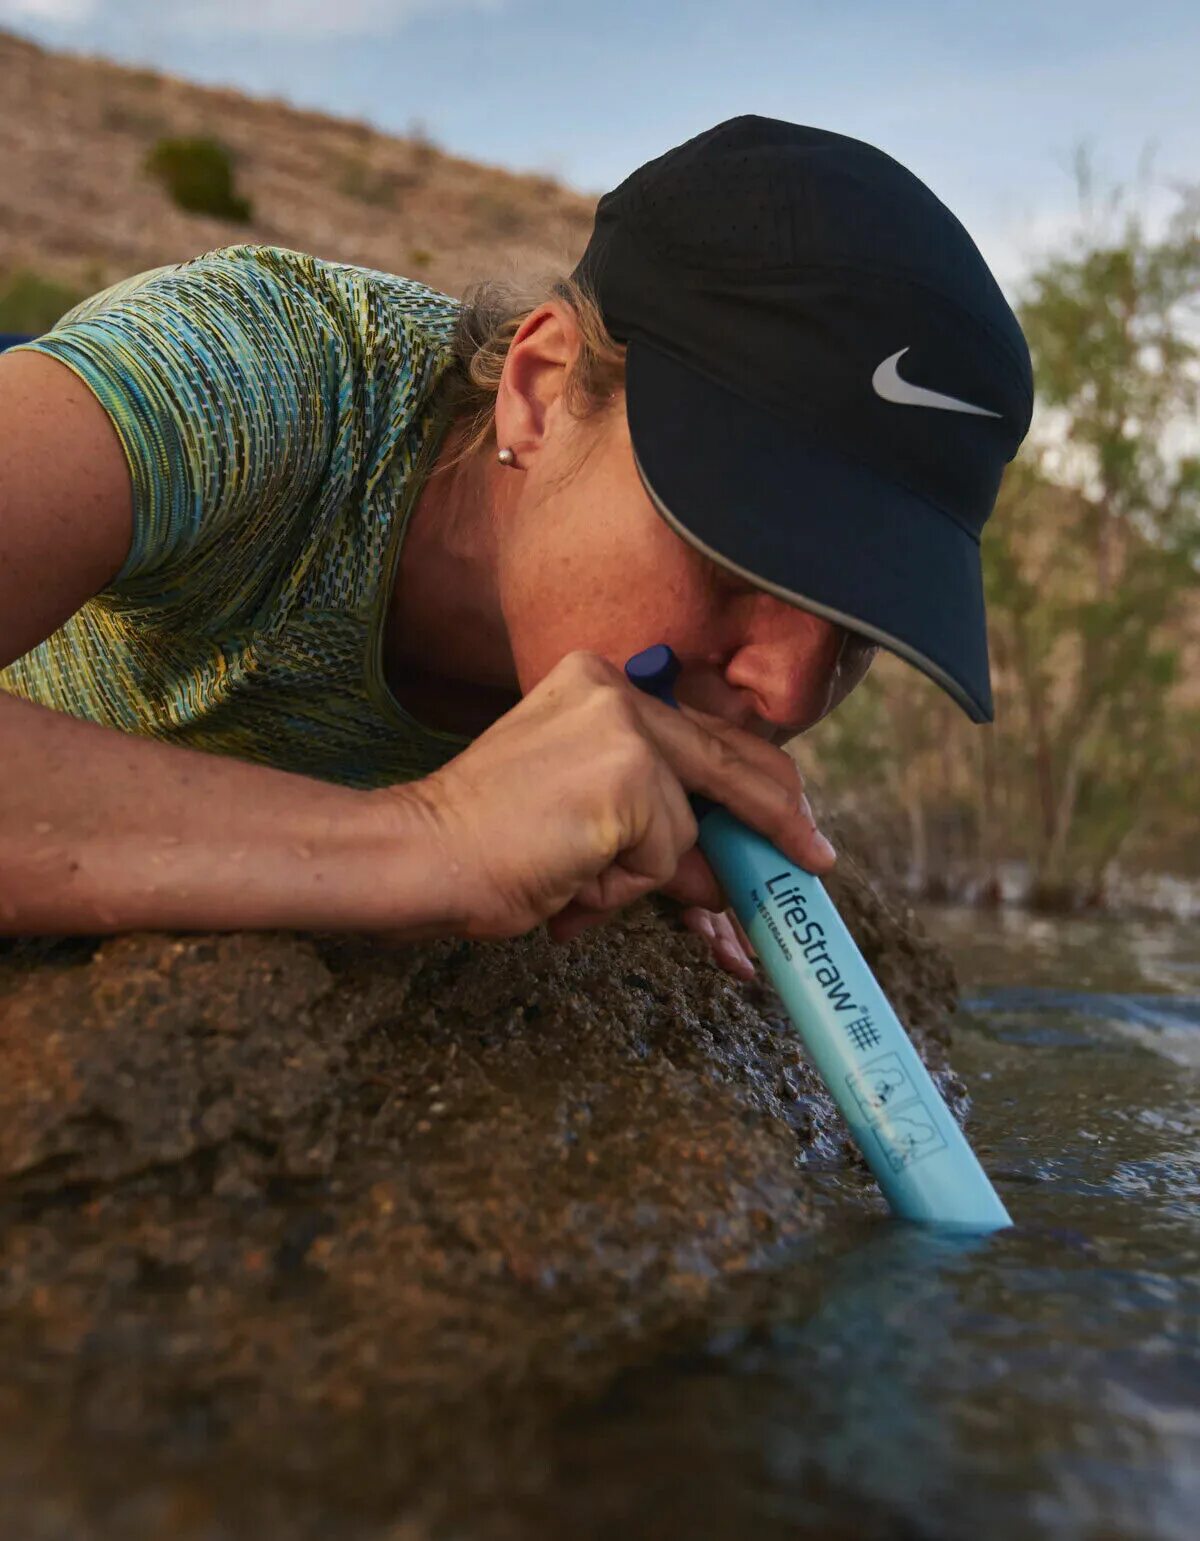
[625,337,994,723]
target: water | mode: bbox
[538,907,1200,1540]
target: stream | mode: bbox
[528,905,1200,1540]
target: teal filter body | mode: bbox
[625,644,1012,1232]
[702,814,1011,1227]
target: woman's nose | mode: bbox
[724,615,846,733]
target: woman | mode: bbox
[0,116,1032,975]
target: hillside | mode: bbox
[0,28,597,321]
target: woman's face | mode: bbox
[493,389,876,742]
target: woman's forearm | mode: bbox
[0,693,455,936]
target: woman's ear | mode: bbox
[494,301,582,468]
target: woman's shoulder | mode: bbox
[194,243,464,353]
[56,244,464,359]
[52,260,188,326]
[297,247,464,355]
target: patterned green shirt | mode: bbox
[0,243,475,787]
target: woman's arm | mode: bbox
[1,351,132,660]
[0,350,454,937]
[0,691,450,935]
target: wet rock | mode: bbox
[0,871,964,1539]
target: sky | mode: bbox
[3,0,1199,291]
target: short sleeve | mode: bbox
[7,244,362,592]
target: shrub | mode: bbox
[144,136,252,222]
[0,270,88,333]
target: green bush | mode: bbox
[0,270,88,332]
[144,136,252,222]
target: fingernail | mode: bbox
[813,831,837,864]
[721,943,754,974]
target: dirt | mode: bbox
[0,857,962,1540]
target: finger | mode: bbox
[683,722,836,876]
[727,907,758,960]
[708,909,756,976]
[632,689,804,799]
[680,906,755,978]
[627,692,836,876]
[679,902,723,946]
[679,906,716,942]
[573,765,698,913]
[547,900,612,944]
[657,846,726,912]
[679,701,818,812]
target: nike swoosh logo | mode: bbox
[872,347,1001,418]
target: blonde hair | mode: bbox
[430,269,627,476]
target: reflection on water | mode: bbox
[541,907,1200,1541]
[966,986,1200,1067]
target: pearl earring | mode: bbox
[497,446,517,467]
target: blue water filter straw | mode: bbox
[625,643,1012,1231]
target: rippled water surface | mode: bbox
[545,907,1200,1541]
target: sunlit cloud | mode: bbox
[0,0,99,22]
[0,0,504,36]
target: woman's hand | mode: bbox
[412,649,835,945]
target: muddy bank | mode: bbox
[0,863,962,1540]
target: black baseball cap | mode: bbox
[570,115,1034,723]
